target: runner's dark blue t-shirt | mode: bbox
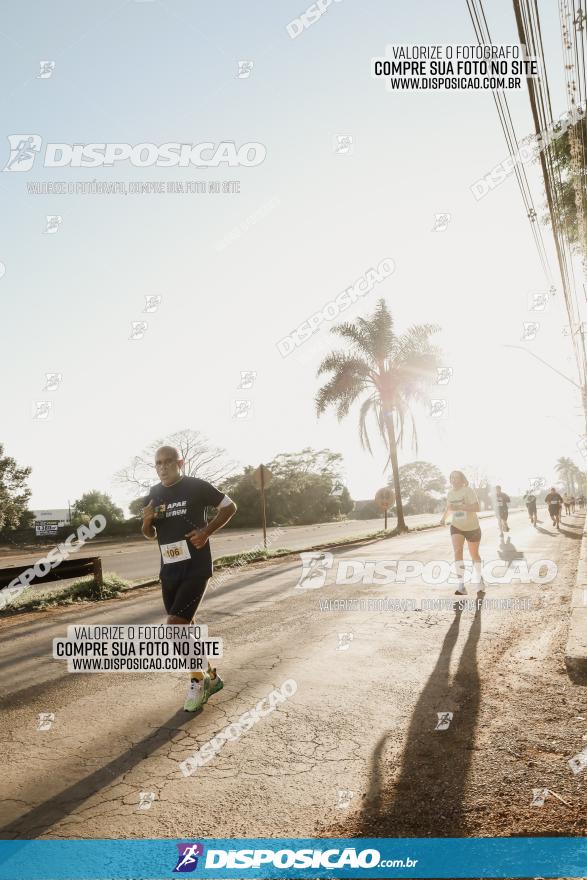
[145,476,225,574]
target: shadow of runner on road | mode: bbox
[497,536,525,568]
[0,705,206,841]
[557,527,583,540]
[356,592,483,837]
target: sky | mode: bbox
[1,0,586,515]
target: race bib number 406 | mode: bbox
[161,539,191,564]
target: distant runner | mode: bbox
[494,485,511,533]
[563,493,572,516]
[440,470,483,596]
[142,446,237,712]
[523,489,538,526]
[544,487,563,530]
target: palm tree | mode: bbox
[315,298,442,532]
[555,456,576,494]
[569,461,584,495]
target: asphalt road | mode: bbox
[0,507,585,839]
[0,513,477,584]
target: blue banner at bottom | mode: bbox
[0,837,585,879]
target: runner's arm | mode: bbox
[201,496,237,538]
[141,500,157,540]
[185,495,238,548]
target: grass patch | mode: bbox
[5,572,132,614]
[214,547,292,569]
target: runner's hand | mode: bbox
[142,500,156,526]
[186,528,209,549]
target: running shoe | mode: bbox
[454,585,467,595]
[184,674,210,712]
[206,672,224,701]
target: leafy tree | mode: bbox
[222,449,354,527]
[396,461,446,513]
[337,485,355,517]
[0,445,32,533]
[354,500,382,520]
[128,497,145,518]
[548,115,587,259]
[267,449,349,525]
[71,491,124,527]
[316,299,442,531]
[221,467,262,527]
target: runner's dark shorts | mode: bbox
[548,503,561,518]
[450,525,482,542]
[160,561,210,620]
[498,507,509,521]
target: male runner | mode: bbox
[544,487,563,530]
[563,493,572,516]
[523,489,538,526]
[494,485,511,533]
[142,446,237,711]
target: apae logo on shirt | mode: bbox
[163,500,187,519]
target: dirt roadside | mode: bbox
[327,523,587,839]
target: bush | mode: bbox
[6,572,131,612]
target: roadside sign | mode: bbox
[253,465,272,548]
[252,465,272,490]
[375,487,395,511]
[375,487,395,531]
[35,521,59,537]
[33,508,70,525]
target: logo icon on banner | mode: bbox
[296,551,333,589]
[173,843,204,873]
[3,134,42,171]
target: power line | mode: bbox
[466,0,587,428]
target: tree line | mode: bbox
[2,300,587,541]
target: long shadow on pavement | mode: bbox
[0,705,202,840]
[356,593,483,837]
[558,527,583,540]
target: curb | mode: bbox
[564,517,587,682]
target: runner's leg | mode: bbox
[467,536,483,585]
[451,531,467,594]
[163,572,219,711]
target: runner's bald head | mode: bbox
[155,446,184,486]
[156,445,180,463]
